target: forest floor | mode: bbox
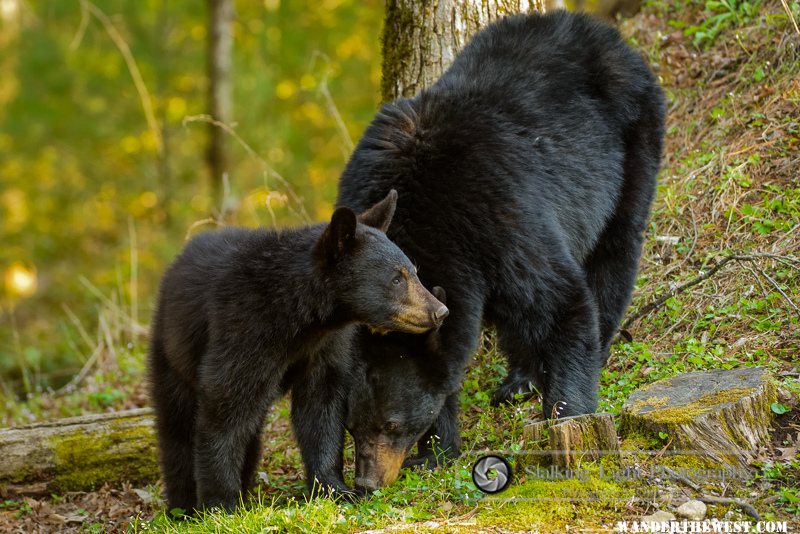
[1,1,799,532]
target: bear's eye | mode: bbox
[384,421,399,432]
[392,276,402,286]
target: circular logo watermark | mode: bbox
[471,455,512,494]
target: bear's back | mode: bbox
[338,11,662,269]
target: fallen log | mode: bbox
[0,408,158,496]
[620,367,774,468]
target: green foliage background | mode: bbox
[0,0,383,390]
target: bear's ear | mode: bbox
[431,286,446,306]
[319,207,358,261]
[425,287,447,354]
[358,189,398,233]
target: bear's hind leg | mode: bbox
[491,327,544,407]
[539,285,603,417]
[584,98,663,355]
[194,400,265,510]
[193,353,280,511]
[150,357,198,513]
[492,270,603,417]
[584,216,648,357]
[239,417,266,495]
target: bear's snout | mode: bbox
[432,304,449,326]
[354,441,406,492]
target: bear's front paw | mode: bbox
[402,454,437,470]
[491,377,539,407]
[402,449,456,470]
[310,478,365,502]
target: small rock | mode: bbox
[676,500,707,521]
[642,510,676,523]
[132,488,155,503]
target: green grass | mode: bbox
[0,0,384,393]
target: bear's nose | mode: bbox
[354,477,379,493]
[432,305,449,324]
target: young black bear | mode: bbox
[148,190,449,512]
[336,11,666,491]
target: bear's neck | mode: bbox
[245,227,342,332]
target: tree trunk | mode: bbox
[381,0,546,101]
[0,409,157,496]
[207,0,234,203]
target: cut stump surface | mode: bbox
[620,367,774,468]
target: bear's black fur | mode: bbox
[346,287,450,491]
[148,191,448,511]
[336,11,666,490]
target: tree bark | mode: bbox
[381,0,546,102]
[0,409,157,496]
[207,0,234,202]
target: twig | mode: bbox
[128,218,138,342]
[699,496,761,521]
[310,51,355,153]
[660,466,700,491]
[69,0,90,52]
[53,345,103,397]
[727,138,778,157]
[358,506,479,533]
[660,467,761,520]
[622,253,800,330]
[77,276,147,337]
[622,255,742,330]
[185,217,223,240]
[780,0,800,36]
[654,438,675,461]
[61,304,95,354]
[182,114,310,222]
[78,0,163,154]
[99,311,117,368]
[750,263,800,316]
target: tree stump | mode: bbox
[0,408,158,496]
[521,413,620,469]
[620,367,774,468]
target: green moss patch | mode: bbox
[474,472,639,531]
[51,420,159,491]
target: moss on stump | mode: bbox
[619,367,774,469]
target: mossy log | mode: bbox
[0,408,158,496]
[521,413,620,469]
[620,367,774,468]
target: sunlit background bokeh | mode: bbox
[0,0,383,391]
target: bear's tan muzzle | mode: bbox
[354,442,407,492]
[390,274,448,333]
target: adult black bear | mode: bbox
[337,11,665,491]
[148,191,448,512]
